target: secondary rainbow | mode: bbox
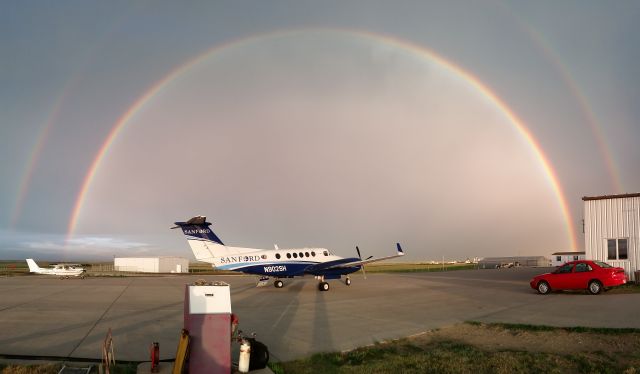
[511,14,623,193]
[66,28,579,249]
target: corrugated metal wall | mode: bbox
[584,196,640,281]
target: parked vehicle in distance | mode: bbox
[530,260,627,295]
[496,262,521,269]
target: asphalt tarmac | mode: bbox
[0,268,638,362]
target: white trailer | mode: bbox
[550,251,585,267]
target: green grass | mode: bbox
[269,340,631,374]
[364,263,476,273]
[465,321,640,335]
[269,324,640,374]
[0,363,62,374]
[0,362,137,374]
[607,283,640,293]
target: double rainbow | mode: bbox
[64,29,579,249]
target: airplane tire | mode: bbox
[319,282,330,291]
[345,277,351,286]
[274,280,284,288]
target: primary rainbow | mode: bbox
[66,28,579,249]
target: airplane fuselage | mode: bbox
[172,216,404,291]
[26,259,85,277]
[208,248,362,278]
[35,268,85,277]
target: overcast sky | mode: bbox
[1,1,639,261]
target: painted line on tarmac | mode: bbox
[66,278,134,358]
[0,285,82,313]
[395,273,526,286]
[469,295,556,321]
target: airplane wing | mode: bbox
[321,243,405,270]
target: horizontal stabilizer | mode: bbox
[171,216,224,245]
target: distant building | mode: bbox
[114,257,189,273]
[550,251,586,267]
[584,193,640,281]
[478,256,549,269]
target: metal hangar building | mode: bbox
[583,193,640,281]
[114,257,190,273]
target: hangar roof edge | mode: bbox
[582,193,640,201]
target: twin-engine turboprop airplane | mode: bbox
[26,259,86,279]
[172,216,405,291]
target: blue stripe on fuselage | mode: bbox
[219,258,362,277]
[220,262,312,276]
[304,257,361,275]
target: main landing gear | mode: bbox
[315,275,339,291]
[272,276,352,291]
[318,281,330,291]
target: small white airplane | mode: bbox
[26,259,86,279]
[172,216,405,291]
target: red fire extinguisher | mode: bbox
[150,342,160,373]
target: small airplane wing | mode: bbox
[322,243,405,270]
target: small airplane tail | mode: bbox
[26,259,41,273]
[171,216,234,262]
[396,243,404,255]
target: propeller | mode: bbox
[356,246,369,279]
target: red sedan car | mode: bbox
[530,260,627,295]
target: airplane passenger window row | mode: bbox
[273,251,320,260]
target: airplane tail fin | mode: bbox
[396,243,404,255]
[26,259,41,272]
[171,216,232,262]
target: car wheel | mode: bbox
[588,280,602,295]
[537,281,550,295]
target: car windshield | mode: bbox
[593,261,612,268]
